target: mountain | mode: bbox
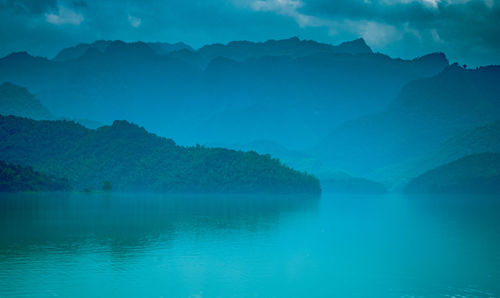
[53,40,193,62]
[404,153,500,194]
[0,37,448,150]
[0,82,104,128]
[317,65,500,180]
[0,115,320,194]
[373,121,500,186]
[197,37,373,62]
[0,82,53,120]
[0,160,71,192]
[429,121,500,164]
[194,50,448,147]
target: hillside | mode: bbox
[317,65,500,179]
[0,160,70,192]
[0,115,320,194]
[404,153,500,194]
[372,121,500,186]
[0,82,53,120]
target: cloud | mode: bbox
[0,0,57,14]
[45,5,84,25]
[128,15,141,28]
[267,0,500,65]
[248,0,329,27]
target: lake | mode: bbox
[1,192,499,297]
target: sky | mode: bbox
[0,0,499,66]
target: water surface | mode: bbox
[1,193,499,297]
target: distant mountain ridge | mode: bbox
[0,37,449,150]
[197,37,373,62]
[0,82,103,129]
[53,37,373,64]
[0,82,53,120]
[53,40,194,62]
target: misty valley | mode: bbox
[2,37,499,194]
[1,36,500,297]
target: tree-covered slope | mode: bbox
[372,121,500,187]
[0,82,53,120]
[0,160,70,192]
[404,153,500,194]
[0,115,320,194]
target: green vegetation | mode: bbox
[0,115,320,194]
[404,153,500,194]
[0,160,71,192]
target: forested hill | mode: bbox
[0,115,320,194]
[0,160,70,192]
[404,153,500,194]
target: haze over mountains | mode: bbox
[405,153,500,194]
[318,65,500,181]
[1,36,499,193]
[0,82,53,120]
[0,37,448,148]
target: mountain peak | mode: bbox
[104,41,155,57]
[335,38,372,54]
[413,52,448,64]
[110,120,145,131]
[278,36,301,44]
[1,51,49,65]
[2,51,34,61]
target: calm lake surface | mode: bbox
[1,193,499,297]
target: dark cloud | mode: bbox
[0,0,57,14]
[297,0,500,65]
[0,0,499,66]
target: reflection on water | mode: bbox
[0,193,319,249]
[0,193,499,297]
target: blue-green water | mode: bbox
[1,193,500,297]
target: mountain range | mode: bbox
[0,37,448,149]
[1,37,499,193]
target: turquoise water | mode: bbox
[1,193,500,297]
